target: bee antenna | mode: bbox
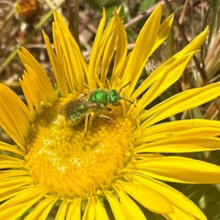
[120,96,136,107]
[119,81,131,94]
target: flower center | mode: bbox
[25,96,135,198]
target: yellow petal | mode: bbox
[19,72,40,118]
[164,206,198,220]
[53,12,88,73]
[82,197,96,220]
[111,12,128,82]
[0,176,31,186]
[55,201,68,220]
[117,180,173,214]
[0,185,25,202]
[126,173,207,220]
[19,49,57,119]
[137,119,220,139]
[115,187,147,220]
[100,33,117,84]
[120,14,174,90]
[132,27,209,100]
[140,82,220,128]
[0,141,24,156]
[120,13,174,92]
[133,156,220,183]
[0,84,30,149]
[122,4,162,97]
[87,8,106,90]
[175,26,209,59]
[66,198,81,220]
[52,22,70,96]
[0,162,24,169]
[112,54,130,89]
[136,136,220,153]
[18,47,57,102]
[136,120,220,153]
[20,63,56,116]
[95,13,117,87]
[105,191,127,220]
[25,196,58,220]
[43,31,69,97]
[94,198,109,220]
[0,169,28,181]
[134,52,196,114]
[0,177,32,202]
[53,12,87,93]
[53,21,76,92]
[0,186,47,219]
[0,154,25,169]
[150,14,174,55]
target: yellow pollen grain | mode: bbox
[25,97,135,198]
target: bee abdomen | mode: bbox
[63,99,88,124]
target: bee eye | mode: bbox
[108,90,120,105]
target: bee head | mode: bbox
[89,89,108,106]
[108,90,121,106]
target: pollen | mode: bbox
[25,97,135,198]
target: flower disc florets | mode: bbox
[25,96,135,198]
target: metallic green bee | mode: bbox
[63,83,133,137]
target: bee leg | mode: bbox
[119,102,124,117]
[98,114,117,124]
[104,106,112,112]
[83,112,95,139]
[83,113,90,139]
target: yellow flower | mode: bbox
[0,4,220,220]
